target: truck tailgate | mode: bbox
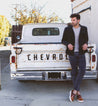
[13,44,91,71]
[14,44,71,70]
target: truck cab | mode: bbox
[10,23,98,81]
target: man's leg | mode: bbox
[74,54,86,102]
[69,54,79,102]
[74,54,86,91]
[69,54,78,90]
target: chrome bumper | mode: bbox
[11,70,98,81]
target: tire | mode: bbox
[96,70,98,82]
[96,78,98,82]
[18,80,25,82]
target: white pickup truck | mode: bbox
[10,23,98,81]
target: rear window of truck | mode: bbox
[32,28,59,36]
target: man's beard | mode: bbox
[72,22,78,27]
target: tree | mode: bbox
[11,4,64,25]
[0,15,11,45]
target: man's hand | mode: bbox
[82,44,88,50]
[68,44,74,50]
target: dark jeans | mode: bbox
[69,52,86,91]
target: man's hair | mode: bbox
[70,13,80,20]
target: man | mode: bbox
[62,13,88,102]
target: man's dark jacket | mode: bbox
[62,25,88,55]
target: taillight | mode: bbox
[92,55,96,62]
[11,56,15,63]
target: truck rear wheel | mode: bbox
[96,71,98,82]
[18,80,25,82]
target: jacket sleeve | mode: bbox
[84,27,89,44]
[61,27,70,46]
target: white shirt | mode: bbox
[73,26,81,52]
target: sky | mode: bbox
[0,0,72,24]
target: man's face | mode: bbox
[71,17,80,27]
